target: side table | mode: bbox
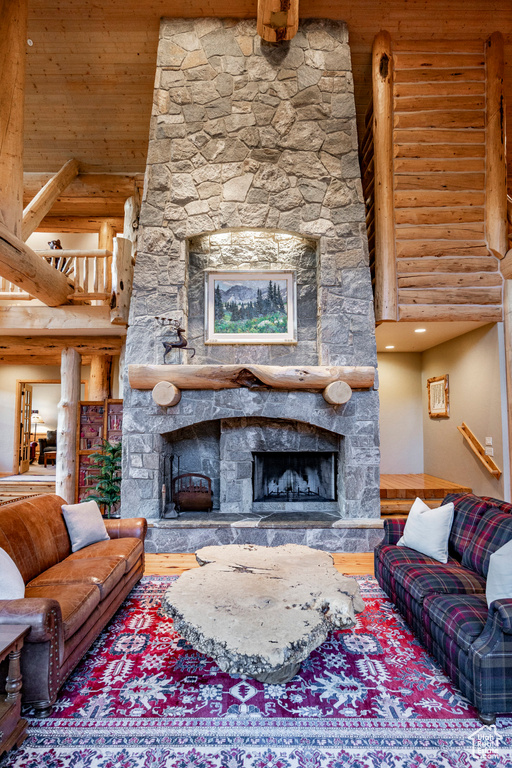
[0,625,30,758]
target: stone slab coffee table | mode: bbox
[161,543,364,683]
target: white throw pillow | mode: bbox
[397,497,455,563]
[62,500,110,553]
[0,547,25,599]
[486,539,512,607]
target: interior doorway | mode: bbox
[13,379,88,476]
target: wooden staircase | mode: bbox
[0,481,55,504]
[363,35,506,323]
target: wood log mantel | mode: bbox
[129,364,375,393]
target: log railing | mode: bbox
[0,277,31,300]
[0,239,133,319]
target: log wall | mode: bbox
[368,36,506,323]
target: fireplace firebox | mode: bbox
[253,452,337,503]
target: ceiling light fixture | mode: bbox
[385,345,395,349]
[414,328,426,333]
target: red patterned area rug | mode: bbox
[3,576,512,768]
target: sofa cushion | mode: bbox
[27,557,126,601]
[0,547,25,598]
[424,594,487,652]
[66,538,143,574]
[443,493,489,560]
[392,562,486,605]
[481,496,512,515]
[461,509,512,578]
[61,501,110,553]
[378,543,461,571]
[0,494,71,583]
[486,539,512,606]
[25,583,101,641]
[397,497,454,563]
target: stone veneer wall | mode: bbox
[122,17,380,523]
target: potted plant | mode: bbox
[85,439,122,518]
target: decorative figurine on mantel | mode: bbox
[155,317,196,364]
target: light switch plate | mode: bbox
[485,437,493,446]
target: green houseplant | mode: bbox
[85,439,122,518]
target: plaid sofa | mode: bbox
[374,493,512,724]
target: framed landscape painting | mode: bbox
[205,270,297,344]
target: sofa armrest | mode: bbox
[0,598,62,643]
[382,518,406,545]
[488,598,512,634]
[105,517,147,542]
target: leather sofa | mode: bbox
[375,493,512,724]
[0,494,147,717]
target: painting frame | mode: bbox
[427,374,450,419]
[204,270,297,345]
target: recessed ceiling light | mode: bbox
[414,328,426,333]
[385,345,395,349]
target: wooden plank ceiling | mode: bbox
[25,1,512,193]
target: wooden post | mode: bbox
[89,355,110,401]
[123,192,140,253]
[118,342,126,399]
[56,348,81,503]
[485,32,507,259]
[0,221,73,305]
[110,236,134,325]
[0,0,28,238]
[97,220,116,298]
[21,159,80,241]
[257,0,299,42]
[372,31,397,322]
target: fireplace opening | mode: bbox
[252,452,337,503]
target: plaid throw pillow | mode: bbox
[461,508,512,578]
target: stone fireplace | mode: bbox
[122,17,381,551]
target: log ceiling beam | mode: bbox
[0,220,73,305]
[33,216,124,234]
[23,173,143,219]
[22,158,80,241]
[0,304,126,331]
[0,336,123,356]
[257,0,299,42]
[0,354,92,366]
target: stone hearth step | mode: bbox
[144,513,384,554]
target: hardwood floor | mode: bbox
[144,552,375,577]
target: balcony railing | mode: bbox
[0,238,133,324]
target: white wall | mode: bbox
[26,232,98,250]
[378,324,508,498]
[377,352,424,473]
[422,324,506,499]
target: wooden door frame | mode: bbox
[13,378,89,475]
